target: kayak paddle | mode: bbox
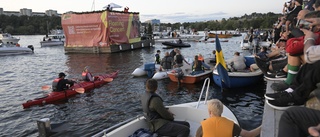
[41,85,85,94]
[104,78,113,82]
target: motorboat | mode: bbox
[154,33,204,43]
[0,43,34,56]
[0,33,20,44]
[162,41,191,48]
[40,40,64,47]
[40,29,65,47]
[92,78,239,137]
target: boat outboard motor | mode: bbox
[27,45,34,53]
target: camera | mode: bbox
[297,19,311,30]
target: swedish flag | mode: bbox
[215,35,230,87]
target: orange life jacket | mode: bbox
[198,56,204,62]
[201,116,234,137]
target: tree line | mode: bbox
[0,12,281,35]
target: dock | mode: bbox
[261,80,320,137]
[261,80,283,137]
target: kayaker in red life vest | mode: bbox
[82,66,94,82]
[52,72,75,92]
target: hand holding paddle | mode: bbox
[41,85,85,94]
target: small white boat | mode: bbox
[40,30,65,47]
[240,39,251,50]
[131,63,161,77]
[152,69,172,80]
[0,44,34,56]
[92,78,239,137]
[259,41,272,48]
[0,33,20,44]
[40,40,64,47]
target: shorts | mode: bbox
[305,46,320,64]
[270,57,288,71]
[250,64,259,70]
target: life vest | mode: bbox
[175,55,183,64]
[141,92,163,122]
[201,116,234,137]
[170,50,176,58]
[155,54,160,64]
[52,78,61,91]
[162,56,172,69]
[198,56,204,62]
[192,61,204,71]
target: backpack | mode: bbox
[128,128,156,137]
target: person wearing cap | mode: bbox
[52,72,75,92]
[82,66,94,82]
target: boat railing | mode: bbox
[196,78,210,108]
[92,115,143,137]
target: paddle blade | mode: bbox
[104,78,113,82]
[75,88,85,94]
[42,85,51,90]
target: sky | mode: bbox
[0,0,286,23]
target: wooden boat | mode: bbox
[167,59,214,84]
[161,41,191,48]
[208,33,233,38]
[92,78,239,137]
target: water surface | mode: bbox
[0,35,264,136]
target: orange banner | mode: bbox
[62,11,140,47]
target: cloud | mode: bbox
[140,11,228,23]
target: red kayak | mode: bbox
[22,70,119,109]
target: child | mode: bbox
[155,50,161,64]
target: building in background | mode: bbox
[0,8,60,16]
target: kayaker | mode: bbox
[52,72,75,92]
[82,66,94,82]
[141,79,190,136]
